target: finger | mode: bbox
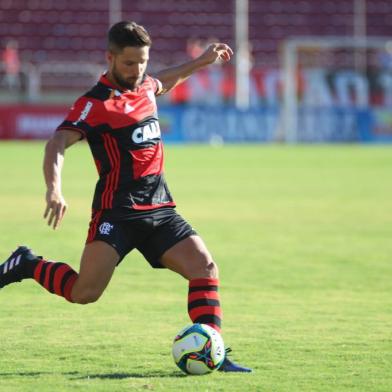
[53,204,63,227]
[47,210,54,227]
[219,51,231,62]
[43,204,51,218]
[54,204,67,229]
[47,204,59,227]
[216,43,233,54]
[53,211,62,230]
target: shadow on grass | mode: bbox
[70,371,186,380]
[0,370,185,379]
[0,371,77,377]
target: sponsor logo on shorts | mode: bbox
[99,222,114,235]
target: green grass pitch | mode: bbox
[0,142,391,391]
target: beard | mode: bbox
[111,65,142,91]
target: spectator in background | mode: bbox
[171,37,231,105]
[2,39,21,92]
[187,38,204,59]
[170,38,204,104]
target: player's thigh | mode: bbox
[160,235,218,280]
[72,240,120,301]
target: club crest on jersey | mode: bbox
[72,101,93,125]
[132,121,161,144]
[99,222,114,235]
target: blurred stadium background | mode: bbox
[1,3,392,389]
[0,0,391,143]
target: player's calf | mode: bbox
[188,277,222,333]
[70,286,103,304]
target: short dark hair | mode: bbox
[108,21,152,53]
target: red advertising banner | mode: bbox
[0,105,69,139]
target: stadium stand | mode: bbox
[0,0,391,97]
[2,0,392,67]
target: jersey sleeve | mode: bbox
[56,97,97,139]
[150,76,164,96]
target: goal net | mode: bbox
[281,36,392,142]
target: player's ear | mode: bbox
[106,51,114,65]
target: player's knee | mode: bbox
[186,258,219,280]
[199,249,219,278]
[205,259,219,279]
[72,289,102,305]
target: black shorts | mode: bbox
[86,208,197,268]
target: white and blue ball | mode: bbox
[172,323,225,375]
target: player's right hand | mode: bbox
[198,43,234,65]
[44,189,68,230]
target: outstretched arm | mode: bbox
[154,43,233,94]
[43,129,81,230]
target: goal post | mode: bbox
[281,36,392,143]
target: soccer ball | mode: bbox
[172,323,225,375]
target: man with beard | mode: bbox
[0,21,251,373]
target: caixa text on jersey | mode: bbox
[131,121,161,144]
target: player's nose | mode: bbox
[137,63,144,75]
[129,65,142,78]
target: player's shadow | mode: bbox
[0,372,54,377]
[69,371,186,379]
[0,370,185,379]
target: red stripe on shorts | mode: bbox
[87,210,103,243]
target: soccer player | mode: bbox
[0,21,251,373]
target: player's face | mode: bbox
[107,46,149,90]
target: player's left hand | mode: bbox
[198,43,234,65]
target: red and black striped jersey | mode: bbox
[56,73,175,215]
